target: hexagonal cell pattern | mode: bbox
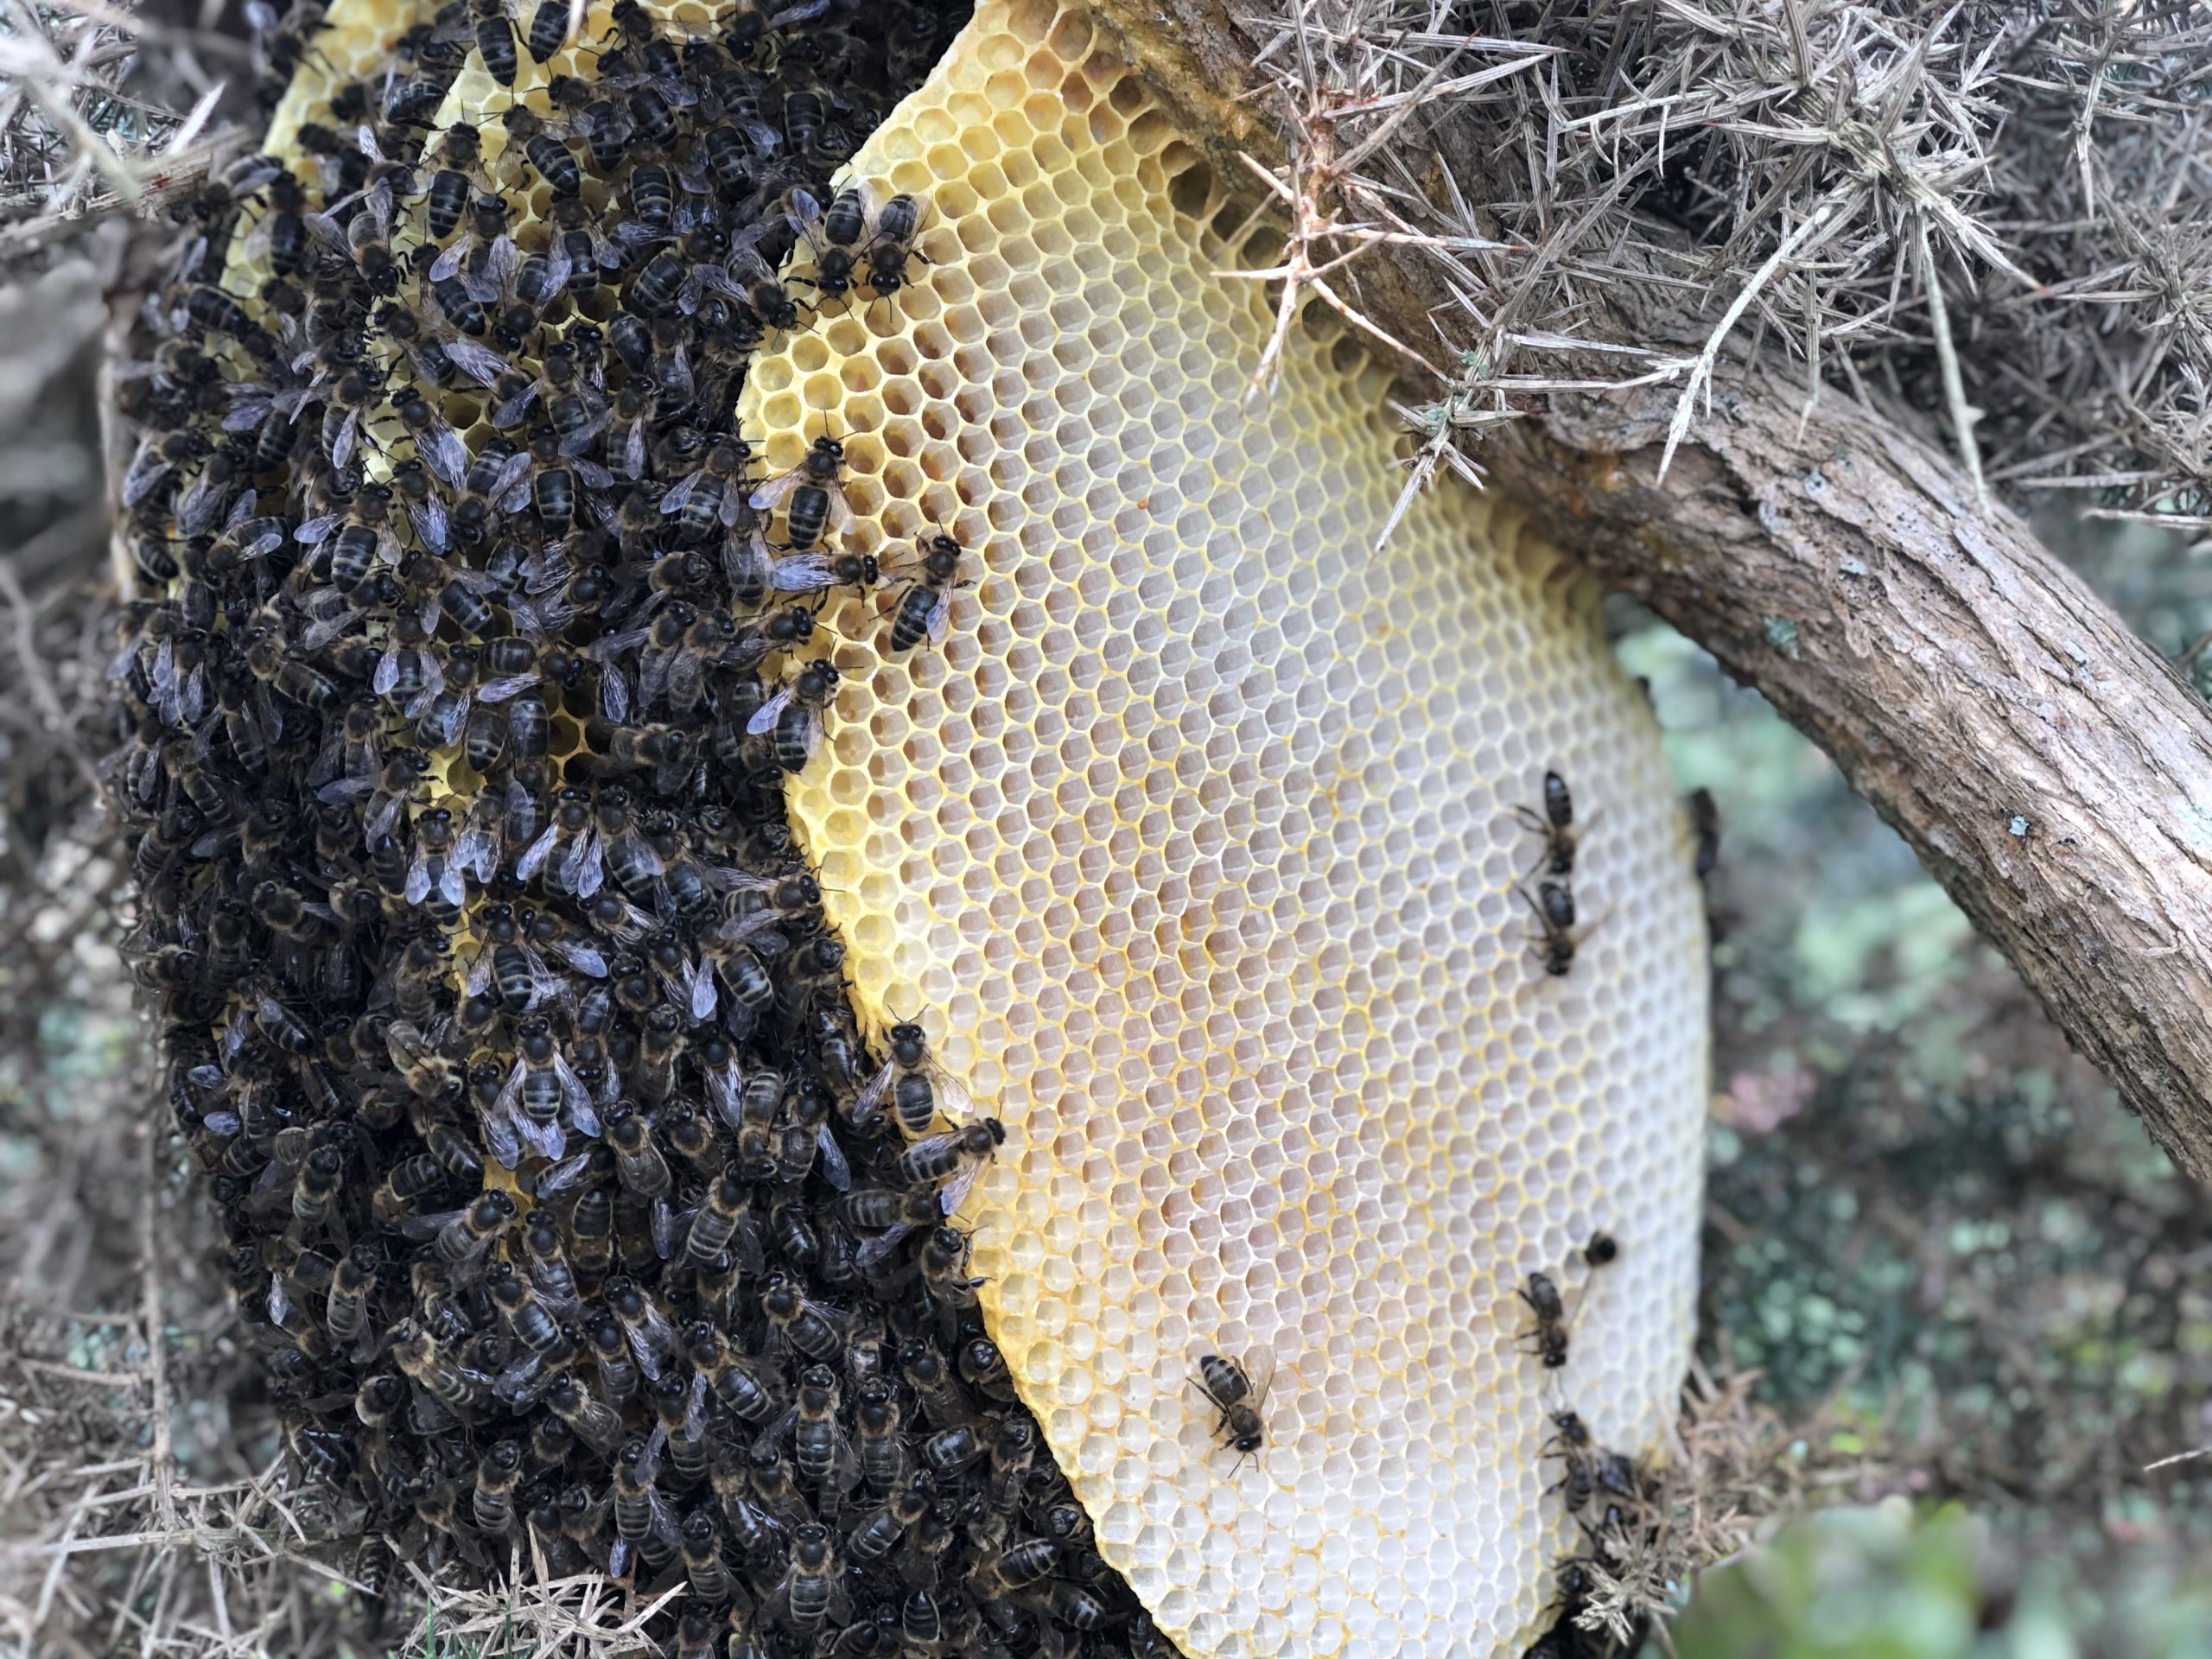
[734,1,1712,1654]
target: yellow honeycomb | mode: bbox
[734,0,1712,1652]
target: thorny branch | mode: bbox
[1192,0,2212,522]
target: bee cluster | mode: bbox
[1515,1234,1659,1659]
[106,0,1185,1652]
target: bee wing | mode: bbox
[552,1052,591,1118]
[683,1371,708,1440]
[443,337,509,388]
[745,684,794,735]
[768,552,830,591]
[790,187,823,243]
[814,1124,852,1192]
[685,957,717,1021]
[397,1206,468,1242]
[331,409,361,473]
[293,512,340,544]
[551,937,607,977]
[854,1220,916,1270]
[747,467,803,512]
[926,586,953,644]
[566,1091,601,1139]
[486,232,519,290]
[534,1147,598,1192]
[850,1059,895,1127]
[476,674,537,703]
[423,423,469,490]
[465,947,493,997]
[561,828,602,897]
[491,449,535,500]
[439,856,467,908]
[372,646,401,696]
[404,846,433,904]
[704,1060,742,1129]
[416,498,455,557]
[429,239,468,282]
[515,821,561,880]
[557,404,613,455]
[750,1402,798,1458]
[572,455,613,490]
[650,1194,673,1261]
[622,1319,664,1380]
[938,1160,985,1217]
[659,467,705,514]
[302,606,361,652]
[721,524,771,591]
[491,380,541,429]
[509,1094,566,1163]
[540,236,572,299]
[120,441,174,509]
[599,662,631,723]
[927,1064,976,1124]
[461,265,505,306]
[826,486,855,534]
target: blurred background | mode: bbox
[2,21,2211,1657]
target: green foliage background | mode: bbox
[1616,531,2212,1653]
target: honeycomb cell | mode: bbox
[735,0,1710,1653]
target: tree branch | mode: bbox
[1089,0,2212,1179]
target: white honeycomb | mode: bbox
[734,0,1713,1653]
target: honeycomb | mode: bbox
[107,0,1708,1643]
[734,0,1712,1651]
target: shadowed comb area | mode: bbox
[105,0,1705,1650]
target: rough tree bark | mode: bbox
[1088,0,2212,1182]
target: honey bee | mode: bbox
[791,183,868,299]
[388,383,470,489]
[1512,769,1579,876]
[893,1117,1007,1214]
[1688,785,1721,882]
[763,1522,849,1635]
[659,434,753,539]
[851,1018,971,1137]
[544,1370,622,1456]
[325,1243,379,1357]
[884,529,967,652]
[472,1440,524,1535]
[1520,879,1593,977]
[489,1016,596,1164]
[1192,1350,1271,1465]
[747,432,852,550]
[745,656,841,772]
[686,1322,780,1427]
[1517,1271,1570,1368]
[861,190,931,297]
[761,1270,846,1363]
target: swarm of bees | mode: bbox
[107,0,1186,1652]
[1513,1230,1660,1659]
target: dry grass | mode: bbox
[1224,0,2212,531]
[1560,1355,1906,1650]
